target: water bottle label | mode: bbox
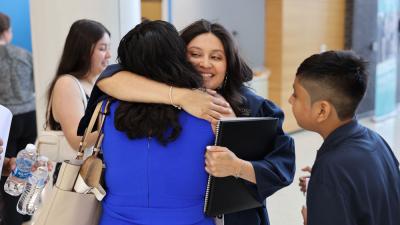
[12,168,32,179]
[13,158,34,179]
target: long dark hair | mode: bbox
[46,19,110,129]
[115,20,202,145]
[180,19,253,116]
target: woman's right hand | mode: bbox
[2,157,16,177]
[176,88,232,126]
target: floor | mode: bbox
[267,111,400,225]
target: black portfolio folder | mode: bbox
[204,117,279,217]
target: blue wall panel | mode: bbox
[0,0,31,52]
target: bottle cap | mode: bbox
[25,143,36,152]
[37,155,49,162]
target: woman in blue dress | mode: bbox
[99,20,215,225]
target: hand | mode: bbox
[299,166,312,194]
[204,90,236,132]
[205,146,242,177]
[205,90,236,118]
[301,206,308,225]
[31,160,53,184]
[2,157,16,177]
[2,157,54,177]
[32,160,54,173]
[176,89,232,126]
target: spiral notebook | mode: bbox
[204,117,278,217]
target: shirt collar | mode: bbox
[317,119,364,157]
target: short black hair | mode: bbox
[296,50,368,120]
[0,12,10,35]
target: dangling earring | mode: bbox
[222,74,228,89]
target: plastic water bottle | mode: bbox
[4,144,37,196]
[17,155,49,215]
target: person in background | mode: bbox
[47,19,111,151]
[0,12,36,225]
[79,19,295,225]
[46,19,111,188]
[289,50,400,225]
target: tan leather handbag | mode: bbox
[36,130,77,162]
[34,100,109,225]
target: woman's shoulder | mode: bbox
[53,75,83,97]
[55,74,77,82]
[54,74,80,87]
[240,86,283,117]
[241,86,265,102]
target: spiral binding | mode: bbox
[204,120,222,213]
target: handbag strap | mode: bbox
[92,101,111,157]
[77,99,110,159]
[46,75,88,130]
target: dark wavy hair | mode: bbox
[46,19,110,129]
[180,19,253,116]
[115,20,202,145]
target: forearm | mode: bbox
[97,71,188,105]
[97,71,232,123]
[65,131,99,151]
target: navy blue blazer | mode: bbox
[307,120,400,225]
[78,64,295,225]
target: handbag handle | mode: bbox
[77,100,110,159]
[92,100,111,157]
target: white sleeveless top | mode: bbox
[68,75,88,109]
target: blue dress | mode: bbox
[99,101,215,225]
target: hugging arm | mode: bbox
[97,65,232,124]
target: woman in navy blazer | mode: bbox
[79,19,295,225]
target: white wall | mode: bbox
[169,0,265,68]
[30,0,140,130]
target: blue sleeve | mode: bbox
[77,64,123,135]
[249,98,296,199]
[307,182,352,225]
